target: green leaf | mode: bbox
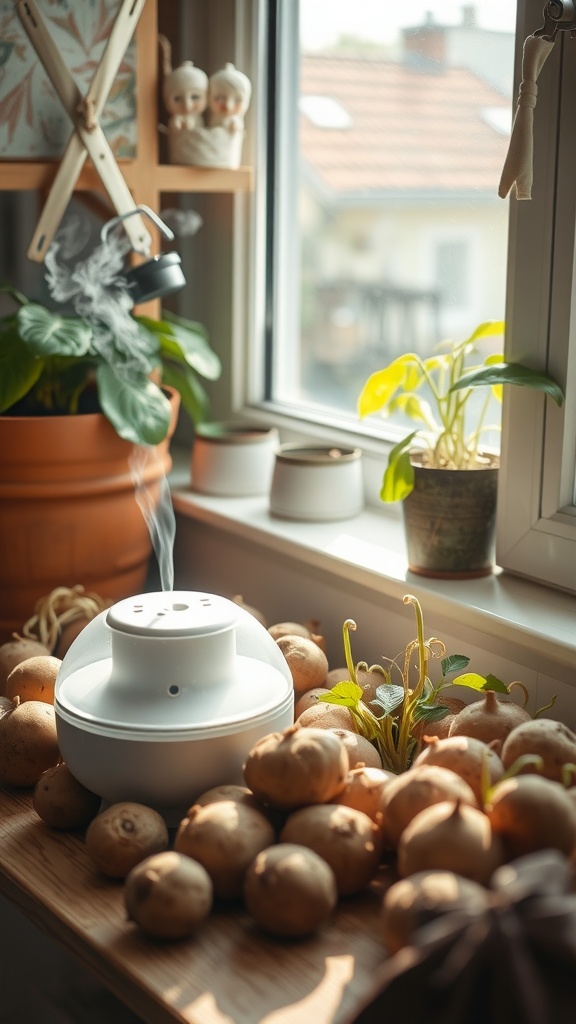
[450,362,564,408]
[0,281,28,307]
[482,672,509,694]
[161,361,210,426]
[411,702,451,725]
[17,304,93,357]
[370,683,405,716]
[357,354,422,418]
[452,672,492,691]
[380,432,418,502]
[96,365,172,445]
[137,313,221,381]
[441,654,470,677]
[0,322,44,411]
[388,393,435,426]
[465,319,505,345]
[318,681,363,707]
[452,671,509,694]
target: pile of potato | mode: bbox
[3,620,576,953]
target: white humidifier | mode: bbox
[55,592,294,822]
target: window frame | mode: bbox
[496,0,576,590]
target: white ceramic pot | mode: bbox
[191,422,279,496]
[269,444,364,521]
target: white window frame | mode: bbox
[496,0,576,591]
[235,0,576,594]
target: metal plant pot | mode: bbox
[402,453,499,579]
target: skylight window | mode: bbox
[299,94,353,129]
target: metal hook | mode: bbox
[100,205,175,248]
[535,0,576,41]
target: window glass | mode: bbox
[269,1,517,436]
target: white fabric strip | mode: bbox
[498,34,555,200]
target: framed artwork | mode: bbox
[0,0,137,159]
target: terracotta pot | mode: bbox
[0,390,180,643]
[402,453,499,579]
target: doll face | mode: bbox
[165,68,207,116]
[209,81,246,118]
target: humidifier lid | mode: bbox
[55,591,294,735]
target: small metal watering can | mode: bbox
[101,205,186,305]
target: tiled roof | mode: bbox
[300,55,511,196]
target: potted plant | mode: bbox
[357,320,564,578]
[0,281,221,640]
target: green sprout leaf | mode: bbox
[452,671,509,694]
[482,672,509,693]
[411,701,451,725]
[441,654,471,676]
[370,683,405,716]
[318,681,363,708]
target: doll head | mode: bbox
[208,63,252,123]
[163,61,208,118]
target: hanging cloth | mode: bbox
[498,33,555,200]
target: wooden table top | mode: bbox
[0,787,389,1024]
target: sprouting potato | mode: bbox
[280,803,383,896]
[4,655,61,705]
[397,799,504,885]
[296,702,356,731]
[243,725,349,809]
[244,843,338,938]
[85,802,169,879]
[293,687,331,719]
[33,763,101,830]
[0,637,52,693]
[326,728,383,770]
[174,800,275,900]
[275,634,329,694]
[380,764,478,849]
[0,697,60,787]
[381,870,489,955]
[448,690,531,745]
[332,765,393,823]
[500,718,576,783]
[125,851,213,940]
[413,735,505,805]
[485,774,576,859]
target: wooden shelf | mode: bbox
[0,161,253,195]
[0,1,253,201]
[0,786,388,1024]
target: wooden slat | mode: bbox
[0,162,253,195]
[0,786,389,1024]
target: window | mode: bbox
[245,0,576,594]
[435,239,470,309]
[262,0,514,424]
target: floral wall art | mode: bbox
[0,0,137,159]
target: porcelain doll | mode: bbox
[207,62,252,131]
[158,35,208,163]
[182,62,252,169]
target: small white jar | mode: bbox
[191,422,279,497]
[269,444,364,521]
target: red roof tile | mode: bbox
[300,56,511,195]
